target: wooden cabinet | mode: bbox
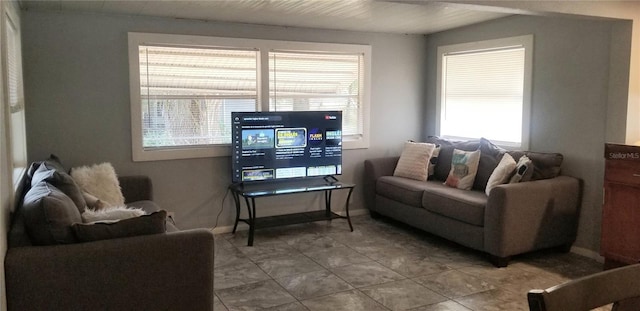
[602,143,640,268]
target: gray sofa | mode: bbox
[364,138,581,267]
[4,157,215,310]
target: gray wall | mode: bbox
[425,15,630,253]
[21,10,627,254]
[21,11,427,230]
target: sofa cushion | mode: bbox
[22,182,82,245]
[72,210,167,242]
[421,181,487,226]
[445,149,481,190]
[485,153,517,195]
[508,151,563,180]
[393,141,436,181]
[81,206,145,223]
[22,155,68,200]
[71,162,126,207]
[428,145,441,179]
[426,136,480,182]
[31,162,87,213]
[474,138,507,191]
[377,176,435,207]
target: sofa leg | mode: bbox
[557,243,573,253]
[489,255,510,268]
[369,210,382,219]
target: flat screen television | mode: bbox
[231,111,342,183]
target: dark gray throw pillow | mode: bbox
[474,138,506,191]
[72,210,167,243]
[508,151,563,181]
[22,182,82,245]
[31,162,86,213]
[426,136,480,182]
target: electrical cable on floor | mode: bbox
[213,188,231,231]
[212,188,230,277]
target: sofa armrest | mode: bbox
[119,175,153,203]
[364,157,400,210]
[484,175,581,258]
[5,229,214,311]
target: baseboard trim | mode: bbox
[211,208,369,235]
[571,246,604,263]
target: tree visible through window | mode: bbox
[130,33,371,161]
[139,46,258,148]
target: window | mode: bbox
[139,46,258,148]
[2,3,27,187]
[129,33,371,161]
[436,35,533,149]
[269,51,363,138]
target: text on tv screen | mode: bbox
[231,111,342,183]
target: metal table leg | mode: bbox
[232,190,241,233]
[244,197,256,246]
[345,187,354,232]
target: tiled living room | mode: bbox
[2,1,640,311]
[213,215,605,311]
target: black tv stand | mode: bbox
[228,180,355,246]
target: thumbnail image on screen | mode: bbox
[275,128,307,148]
[308,128,324,146]
[325,129,342,146]
[242,129,274,149]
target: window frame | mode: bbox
[129,32,371,162]
[1,1,27,189]
[435,35,533,150]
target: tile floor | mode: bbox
[213,215,607,311]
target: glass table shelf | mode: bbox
[228,180,355,246]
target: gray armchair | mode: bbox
[5,172,215,310]
[528,263,640,311]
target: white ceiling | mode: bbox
[18,0,512,35]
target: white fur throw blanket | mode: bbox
[82,206,145,223]
[71,162,125,207]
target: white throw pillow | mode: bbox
[82,206,145,223]
[444,149,481,190]
[485,153,517,196]
[71,163,125,207]
[393,141,436,181]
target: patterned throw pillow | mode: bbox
[510,155,534,183]
[427,145,441,179]
[444,149,481,190]
[485,153,517,195]
[393,141,436,181]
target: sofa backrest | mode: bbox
[8,155,86,248]
[8,162,40,247]
[507,151,564,181]
[426,137,480,183]
[426,136,564,190]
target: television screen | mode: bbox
[231,111,342,183]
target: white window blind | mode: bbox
[130,33,371,161]
[441,47,526,146]
[4,9,27,174]
[5,15,22,113]
[138,45,258,148]
[269,51,363,139]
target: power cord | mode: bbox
[213,188,231,231]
